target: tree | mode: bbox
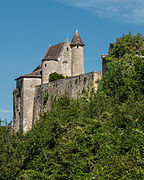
[0,33,144,179]
[49,72,67,82]
[107,32,144,60]
[101,33,144,102]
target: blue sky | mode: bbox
[0,0,144,123]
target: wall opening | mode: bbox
[63,61,68,66]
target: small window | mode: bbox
[45,64,47,67]
[67,47,69,51]
[63,61,68,66]
[77,45,79,48]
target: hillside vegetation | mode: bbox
[0,33,144,179]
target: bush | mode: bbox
[1,33,144,179]
[49,72,66,82]
[44,92,49,105]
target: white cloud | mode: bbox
[56,0,144,24]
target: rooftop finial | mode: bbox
[76,29,78,33]
[66,34,69,43]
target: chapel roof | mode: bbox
[43,42,65,61]
[71,30,85,47]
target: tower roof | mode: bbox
[71,30,85,47]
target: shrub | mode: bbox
[49,72,66,82]
[44,92,49,105]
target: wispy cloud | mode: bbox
[56,0,144,24]
[0,109,12,113]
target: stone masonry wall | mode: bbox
[33,72,102,125]
[13,78,24,132]
[23,78,41,132]
[58,41,72,77]
[71,46,84,76]
[13,78,41,133]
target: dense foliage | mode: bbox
[49,72,67,82]
[1,33,144,179]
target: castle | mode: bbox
[13,30,102,132]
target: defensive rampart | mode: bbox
[33,72,102,124]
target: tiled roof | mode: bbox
[71,31,85,47]
[43,42,64,61]
[33,63,42,72]
[15,69,42,80]
[15,41,65,80]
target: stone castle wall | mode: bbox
[33,72,102,125]
[13,78,41,132]
[22,78,41,132]
[14,72,102,132]
[13,78,24,132]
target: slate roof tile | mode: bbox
[43,42,64,61]
[71,31,84,47]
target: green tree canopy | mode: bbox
[107,32,144,60]
[1,33,144,179]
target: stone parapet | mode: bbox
[33,72,102,125]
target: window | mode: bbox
[45,64,47,67]
[63,61,68,66]
[77,45,79,48]
[67,47,69,51]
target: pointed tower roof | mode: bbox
[71,30,85,47]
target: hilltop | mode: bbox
[0,33,144,179]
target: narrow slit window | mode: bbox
[77,45,79,48]
[45,64,47,67]
[67,47,69,51]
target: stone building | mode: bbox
[13,30,116,133]
[13,30,88,132]
[101,42,116,72]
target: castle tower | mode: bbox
[42,42,64,84]
[57,35,72,77]
[70,30,85,76]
